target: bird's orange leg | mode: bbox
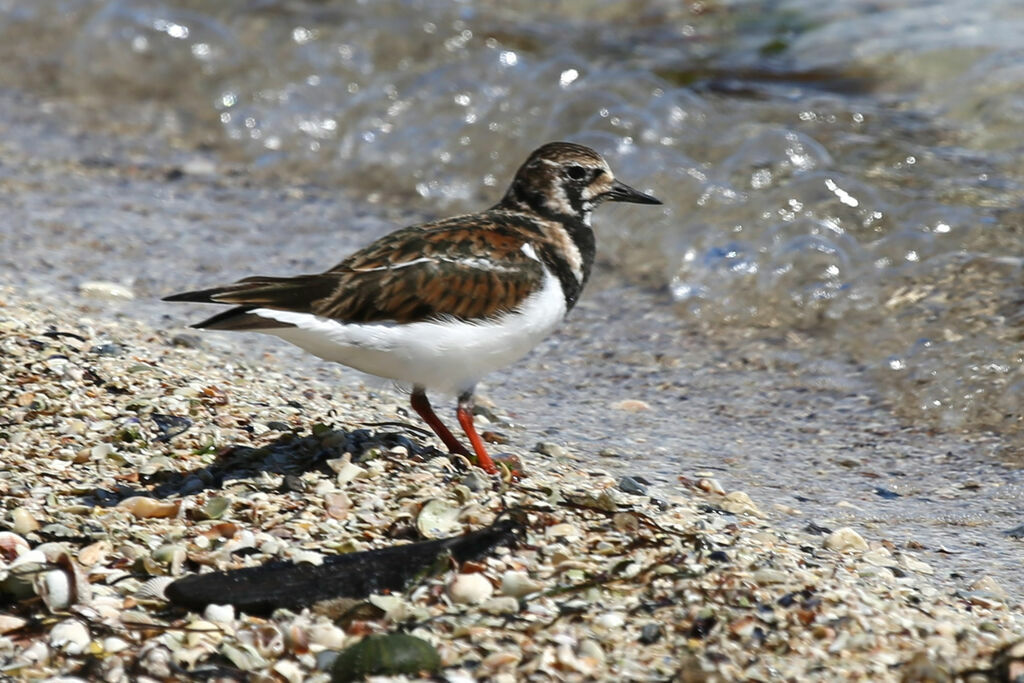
[456,392,499,475]
[410,388,472,458]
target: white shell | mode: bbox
[416,499,462,539]
[203,603,236,624]
[103,636,132,654]
[0,614,27,634]
[594,612,625,630]
[447,573,494,605]
[136,576,175,601]
[823,527,869,552]
[306,622,347,651]
[39,569,73,611]
[500,571,544,598]
[0,531,31,565]
[49,619,91,654]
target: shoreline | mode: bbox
[1,287,1021,680]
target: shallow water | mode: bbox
[1,1,1023,596]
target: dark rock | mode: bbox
[171,333,203,348]
[1002,523,1024,538]
[639,623,662,644]
[618,476,649,496]
[90,343,124,356]
[331,634,440,682]
[804,521,832,535]
[151,413,192,442]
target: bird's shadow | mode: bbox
[89,423,450,507]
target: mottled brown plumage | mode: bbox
[175,219,546,327]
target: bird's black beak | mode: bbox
[607,179,662,205]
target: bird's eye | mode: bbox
[566,165,587,181]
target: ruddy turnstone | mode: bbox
[165,142,661,474]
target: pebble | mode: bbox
[183,157,218,175]
[535,441,570,458]
[720,490,762,516]
[962,591,1005,609]
[416,499,461,539]
[90,342,124,356]
[753,568,789,585]
[903,555,934,575]
[10,507,40,535]
[334,461,365,486]
[482,651,522,672]
[639,623,662,644]
[824,526,869,552]
[481,596,521,615]
[610,399,651,412]
[78,281,135,301]
[545,523,579,539]
[971,576,1008,600]
[729,615,758,638]
[617,476,649,496]
[460,470,491,492]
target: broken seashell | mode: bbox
[49,618,90,654]
[500,571,544,598]
[416,499,461,539]
[118,496,181,519]
[447,573,493,605]
[823,527,869,552]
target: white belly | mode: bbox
[250,268,567,395]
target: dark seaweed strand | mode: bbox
[164,518,522,615]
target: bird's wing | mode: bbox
[164,218,546,329]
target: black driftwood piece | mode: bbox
[166,517,522,615]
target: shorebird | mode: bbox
[165,142,661,474]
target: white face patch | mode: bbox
[581,165,614,200]
[521,243,541,261]
[544,183,574,217]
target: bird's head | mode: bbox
[500,142,661,223]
